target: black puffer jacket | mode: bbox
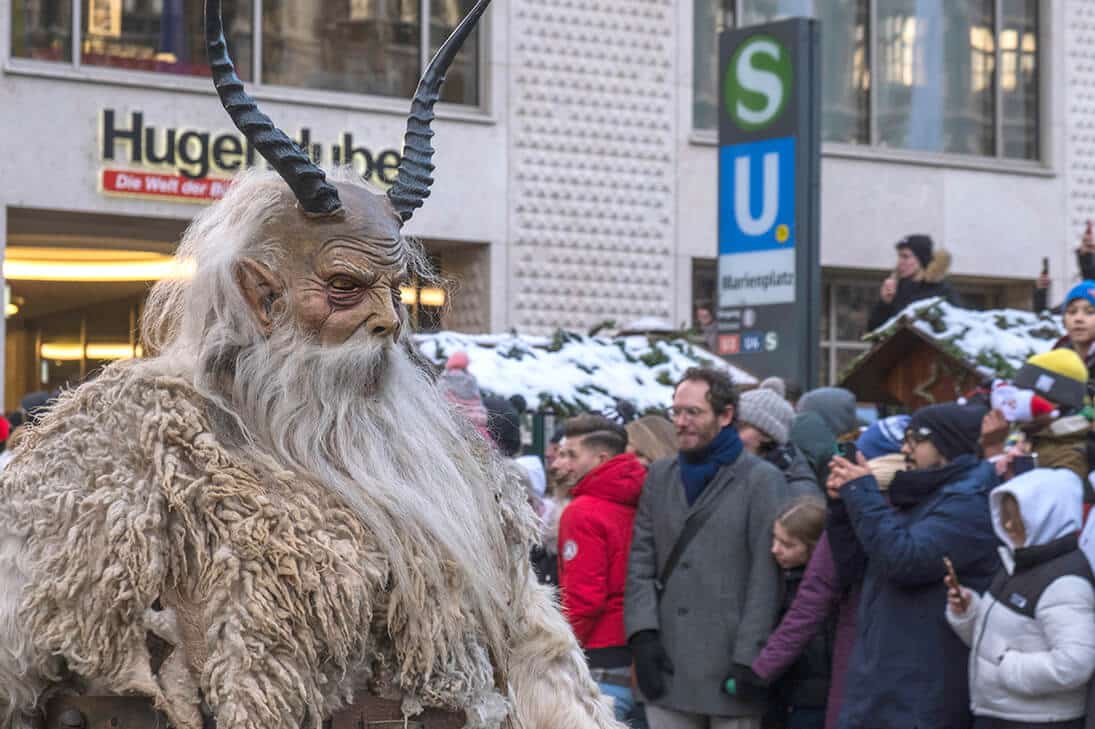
[867,251,960,331]
[766,567,833,721]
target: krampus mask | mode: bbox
[204,0,488,344]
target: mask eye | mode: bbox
[330,276,357,292]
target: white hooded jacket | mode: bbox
[947,468,1095,723]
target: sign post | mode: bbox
[716,18,821,389]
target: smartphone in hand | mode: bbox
[944,556,968,611]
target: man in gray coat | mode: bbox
[625,368,789,729]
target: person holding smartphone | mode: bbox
[946,469,1095,729]
[825,403,1000,729]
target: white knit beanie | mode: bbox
[738,382,795,445]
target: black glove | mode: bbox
[723,663,768,702]
[630,630,674,701]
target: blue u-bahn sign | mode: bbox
[717,20,820,388]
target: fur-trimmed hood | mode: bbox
[919,249,952,284]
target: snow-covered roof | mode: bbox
[866,297,1065,378]
[617,317,677,335]
[414,330,757,415]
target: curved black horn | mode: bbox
[205,0,341,216]
[388,0,491,223]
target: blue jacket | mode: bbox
[834,458,1000,729]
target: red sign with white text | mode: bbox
[101,169,232,203]
[718,334,741,355]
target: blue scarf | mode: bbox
[679,426,744,506]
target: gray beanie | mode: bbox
[738,383,795,445]
[758,376,787,399]
[797,387,858,438]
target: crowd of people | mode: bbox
[12,231,1095,729]
[424,240,1095,729]
[515,348,1095,729]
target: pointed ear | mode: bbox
[234,257,284,336]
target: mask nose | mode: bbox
[369,312,401,338]
[362,291,402,339]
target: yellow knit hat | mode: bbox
[1026,350,1088,384]
[1014,349,1088,410]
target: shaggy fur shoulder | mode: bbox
[0,361,536,729]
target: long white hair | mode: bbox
[140,169,524,679]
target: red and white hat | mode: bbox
[990,380,1058,423]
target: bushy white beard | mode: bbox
[220,328,519,677]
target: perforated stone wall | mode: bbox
[507,0,677,335]
[1067,0,1095,256]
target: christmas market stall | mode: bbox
[839,298,1064,409]
[415,328,756,453]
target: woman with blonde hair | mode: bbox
[626,414,677,466]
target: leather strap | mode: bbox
[44,697,164,729]
[331,695,466,729]
[45,694,466,729]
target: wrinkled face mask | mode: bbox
[204,0,491,343]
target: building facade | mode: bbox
[0,0,1085,409]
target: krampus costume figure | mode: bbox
[0,3,622,729]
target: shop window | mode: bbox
[429,0,481,105]
[819,276,875,386]
[876,0,996,156]
[692,0,735,132]
[263,0,420,99]
[263,0,479,104]
[401,283,446,333]
[694,0,870,145]
[78,0,253,78]
[691,257,718,326]
[1000,0,1039,160]
[11,0,481,107]
[11,0,73,62]
[693,0,1039,162]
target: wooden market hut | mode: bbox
[839,321,987,410]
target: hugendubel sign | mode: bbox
[99,109,401,203]
[717,19,821,389]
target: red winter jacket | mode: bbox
[557,453,646,662]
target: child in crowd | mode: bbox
[1011,349,1092,490]
[744,416,910,729]
[1054,281,1095,383]
[946,469,1095,729]
[748,496,831,729]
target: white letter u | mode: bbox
[734,152,778,237]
